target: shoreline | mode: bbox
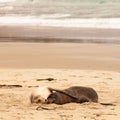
[0,25,120,44]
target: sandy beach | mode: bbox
[0,0,120,119]
[0,43,120,71]
[0,41,120,120]
[0,69,120,120]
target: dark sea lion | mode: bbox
[46,86,98,104]
[30,86,98,105]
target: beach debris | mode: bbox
[28,85,39,88]
[36,78,56,81]
[36,105,56,111]
[0,84,22,88]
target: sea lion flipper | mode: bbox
[48,87,78,99]
[77,96,90,103]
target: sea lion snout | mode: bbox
[30,86,52,104]
[30,95,47,104]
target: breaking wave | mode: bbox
[0,16,120,29]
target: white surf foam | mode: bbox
[0,16,120,29]
[40,14,71,19]
[0,6,13,10]
[0,0,15,3]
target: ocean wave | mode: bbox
[0,0,120,18]
[39,14,71,19]
[0,0,15,3]
[0,6,13,10]
[0,16,120,29]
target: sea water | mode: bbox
[0,0,120,28]
[1,0,120,18]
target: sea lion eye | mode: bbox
[37,99,41,103]
[45,99,48,102]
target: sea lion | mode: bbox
[30,86,52,104]
[30,86,98,105]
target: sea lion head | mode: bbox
[30,86,52,104]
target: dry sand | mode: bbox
[0,69,120,120]
[0,42,120,120]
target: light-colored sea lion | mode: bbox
[30,86,52,104]
[30,86,98,105]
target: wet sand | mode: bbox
[0,25,120,43]
[0,43,120,72]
